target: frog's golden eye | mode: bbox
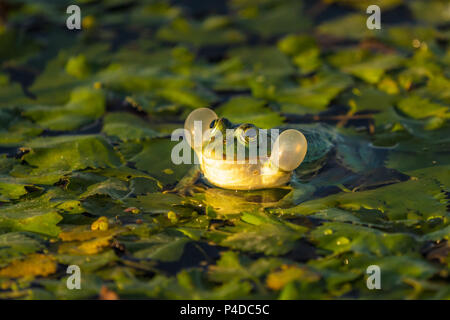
[237,124,258,144]
[243,127,258,141]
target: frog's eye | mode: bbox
[184,108,218,148]
[270,129,307,171]
[242,127,258,142]
[209,119,217,129]
[237,124,258,144]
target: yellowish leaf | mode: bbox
[0,254,57,278]
[266,265,320,291]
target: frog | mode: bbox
[172,108,336,193]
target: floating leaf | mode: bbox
[310,222,419,256]
[56,250,117,272]
[0,254,57,278]
[266,265,320,291]
[0,232,44,264]
[281,178,447,221]
[22,135,123,174]
[409,0,450,26]
[102,113,162,141]
[65,55,91,79]
[128,139,191,186]
[229,46,295,78]
[124,193,186,215]
[59,225,122,242]
[0,179,40,202]
[343,55,403,84]
[210,212,307,255]
[397,95,449,120]
[236,2,311,38]
[0,203,62,237]
[131,233,191,262]
[80,178,129,200]
[277,72,353,112]
[58,236,113,255]
[216,96,284,128]
[317,14,376,40]
[0,109,43,145]
[157,17,246,47]
[23,87,105,131]
[163,269,252,299]
[208,251,283,283]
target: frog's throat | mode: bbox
[196,152,291,190]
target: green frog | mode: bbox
[173,108,336,193]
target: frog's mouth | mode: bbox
[198,150,272,166]
[199,137,275,164]
[200,154,292,190]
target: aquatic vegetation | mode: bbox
[0,0,448,299]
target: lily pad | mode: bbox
[216,96,284,128]
[23,87,105,131]
[22,135,123,175]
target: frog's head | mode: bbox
[204,117,265,160]
[184,108,308,190]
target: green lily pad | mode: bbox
[317,14,378,40]
[409,0,450,26]
[397,95,449,120]
[131,233,191,262]
[208,251,283,283]
[23,87,105,131]
[157,17,246,47]
[0,0,449,300]
[235,1,311,38]
[216,96,284,128]
[310,222,419,256]
[0,203,62,237]
[80,178,129,200]
[0,178,41,202]
[277,72,353,111]
[22,135,123,175]
[280,178,447,221]
[0,109,43,145]
[128,139,191,186]
[0,232,44,265]
[210,212,308,255]
[102,112,162,141]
